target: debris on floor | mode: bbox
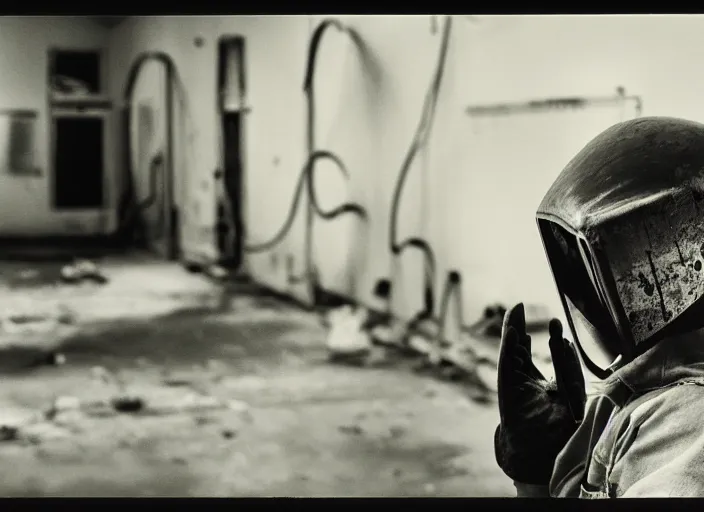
[325,306,373,363]
[111,395,145,414]
[60,259,108,285]
[0,255,516,497]
[1,298,78,336]
[221,429,236,439]
[320,301,500,403]
[206,265,229,281]
[0,403,76,445]
[108,390,248,418]
[44,395,81,421]
[338,424,364,435]
[2,314,57,334]
[370,320,407,348]
[0,425,19,442]
[17,269,39,281]
[41,351,66,367]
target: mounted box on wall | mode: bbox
[0,109,40,177]
[218,37,247,113]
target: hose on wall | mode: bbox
[239,16,468,341]
[383,16,471,346]
[389,18,646,348]
[241,19,368,303]
[116,51,178,258]
[118,23,471,348]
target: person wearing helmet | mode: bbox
[494,116,704,498]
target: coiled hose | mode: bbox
[386,16,543,348]
[385,16,459,333]
[242,19,368,300]
[116,52,178,257]
[383,16,484,350]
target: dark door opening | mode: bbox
[52,116,104,209]
[217,36,246,270]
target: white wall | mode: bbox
[108,16,310,269]
[107,14,704,330]
[307,14,704,327]
[0,17,109,236]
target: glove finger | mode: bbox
[503,304,546,380]
[549,319,587,423]
[498,326,539,424]
[503,303,527,346]
[497,325,521,424]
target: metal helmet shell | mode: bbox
[537,117,704,379]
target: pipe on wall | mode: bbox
[236,19,369,305]
[116,51,178,259]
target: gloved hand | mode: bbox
[494,303,587,486]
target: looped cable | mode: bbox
[388,16,453,316]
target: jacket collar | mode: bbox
[599,328,704,405]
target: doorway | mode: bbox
[217,36,246,270]
[52,113,106,210]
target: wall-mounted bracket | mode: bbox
[466,94,643,117]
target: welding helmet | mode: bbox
[537,117,704,379]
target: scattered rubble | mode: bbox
[0,425,18,442]
[221,429,236,439]
[60,259,108,285]
[206,265,229,281]
[338,424,364,435]
[322,303,501,403]
[82,401,119,419]
[162,376,197,388]
[111,395,146,413]
[369,320,406,348]
[17,269,39,280]
[3,314,59,334]
[45,395,81,421]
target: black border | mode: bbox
[1,496,699,506]
[1,6,701,15]
[0,8,702,503]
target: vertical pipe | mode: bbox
[164,60,177,260]
[303,75,315,304]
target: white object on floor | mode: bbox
[207,265,228,280]
[370,321,406,346]
[326,306,372,355]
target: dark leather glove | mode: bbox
[494,303,587,486]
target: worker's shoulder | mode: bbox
[627,380,704,427]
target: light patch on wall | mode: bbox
[137,102,155,173]
[0,110,39,176]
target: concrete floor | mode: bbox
[0,255,515,497]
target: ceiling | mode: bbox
[89,16,130,29]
